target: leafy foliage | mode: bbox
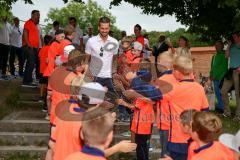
[44,0,121,39]
[110,0,240,40]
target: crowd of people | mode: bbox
[0,9,240,160]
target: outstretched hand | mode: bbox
[115,140,137,153]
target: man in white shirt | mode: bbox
[0,16,12,80]
[85,17,119,93]
[48,21,60,38]
[83,23,93,49]
[68,17,83,51]
[9,17,24,77]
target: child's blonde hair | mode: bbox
[82,107,114,146]
[173,55,193,75]
[157,51,174,69]
[192,112,222,143]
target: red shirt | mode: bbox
[136,35,144,47]
[39,46,50,74]
[22,19,39,48]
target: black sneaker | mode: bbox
[22,83,38,88]
[42,106,48,113]
[38,97,44,103]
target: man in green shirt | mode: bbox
[221,31,240,122]
[210,40,228,112]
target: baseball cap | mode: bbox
[219,130,240,153]
[61,45,75,63]
[133,41,143,51]
[78,82,107,105]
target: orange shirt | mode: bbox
[43,41,61,77]
[136,35,144,47]
[156,71,177,130]
[59,38,72,56]
[164,80,209,144]
[52,102,84,160]
[65,146,106,160]
[188,141,235,160]
[48,67,82,125]
[39,45,50,74]
[125,49,135,63]
[22,19,39,48]
[131,98,154,135]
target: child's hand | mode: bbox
[125,71,136,80]
[115,99,124,105]
[116,140,137,153]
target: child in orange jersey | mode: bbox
[162,56,209,160]
[65,107,115,160]
[38,35,52,110]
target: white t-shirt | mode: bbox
[72,26,83,46]
[10,25,22,48]
[0,21,12,45]
[85,34,119,78]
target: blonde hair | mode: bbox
[173,55,193,75]
[192,112,222,143]
[82,107,114,146]
[157,51,174,69]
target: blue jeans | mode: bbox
[213,80,224,110]
[159,130,169,158]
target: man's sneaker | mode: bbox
[0,75,10,81]
[42,107,48,113]
[22,83,38,88]
[121,131,131,137]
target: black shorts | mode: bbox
[39,74,48,84]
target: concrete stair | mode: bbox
[0,86,162,160]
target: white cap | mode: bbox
[64,45,75,58]
[219,130,240,153]
[78,82,107,105]
[133,41,143,51]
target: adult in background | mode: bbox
[83,23,93,49]
[22,10,40,87]
[85,16,119,94]
[48,21,60,38]
[134,24,144,47]
[0,16,11,80]
[209,40,228,113]
[68,17,83,51]
[221,31,240,122]
[173,36,191,58]
[9,17,24,78]
[153,35,169,63]
[118,30,127,55]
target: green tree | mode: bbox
[110,0,240,40]
[145,28,214,48]
[44,0,121,39]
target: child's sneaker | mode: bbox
[45,114,50,120]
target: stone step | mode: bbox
[3,111,46,120]
[0,146,46,159]
[0,120,159,136]
[18,100,44,108]
[0,132,49,146]
[0,120,50,133]
[20,86,39,94]
[19,93,40,101]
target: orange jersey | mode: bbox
[49,67,82,125]
[65,146,106,160]
[164,80,209,144]
[156,71,177,130]
[22,19,39,48]
[39,45,50,74]
[43,41,61,77]
[52,103,84,160]
[131,98,154,135]
[188,141,235,160]
[59,38,72,56]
